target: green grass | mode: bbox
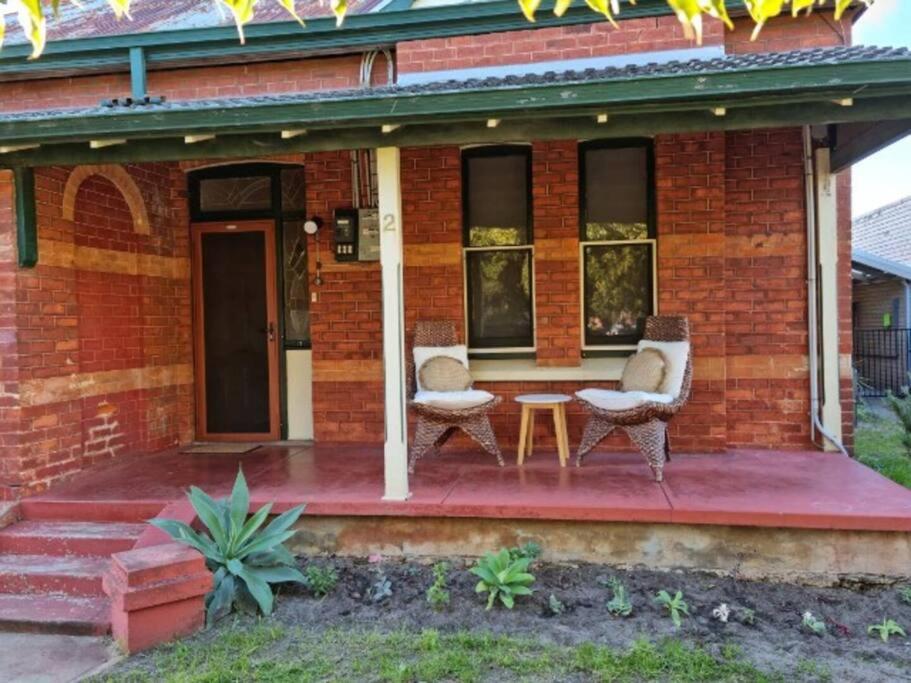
[97,621,789,683]
[854,410,911,488]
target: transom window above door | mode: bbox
[462,146,535,353]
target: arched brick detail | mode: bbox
[62,165,151,235]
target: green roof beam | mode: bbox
[129,47,147,100]
[13,167,37,268]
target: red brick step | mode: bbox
[0,520,145,557]
[0,554,109,597]
[0,593,109,636]
[19,499,165,523]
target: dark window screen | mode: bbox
[465,153,529,246]
[583,243,653,346]
[280,168,307,213]
[584,146,650,241]
[201,231,270,434]
[466,250,533,348]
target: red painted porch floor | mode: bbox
[22,446,911,532]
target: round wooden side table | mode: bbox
[515,394,571,467]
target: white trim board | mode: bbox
[397,46,726,86]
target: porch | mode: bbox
[17,444,911,582]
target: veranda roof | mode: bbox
[1,45,910,166]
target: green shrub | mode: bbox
[655,590,689,628]
[150,469,306,626]
[426,561,451,611]
[508,541,542,564]
[470,549,535,610]
[304,565,338,598]
[868,618,906,643]
[606,577,633,617]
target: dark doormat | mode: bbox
[181,443,262,454]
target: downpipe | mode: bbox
[803,126,850,456]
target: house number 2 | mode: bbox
[382,213,398,233]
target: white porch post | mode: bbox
[814,147,844,448]
[377,147,411,500]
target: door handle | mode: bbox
[268,322,276,342]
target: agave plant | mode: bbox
[150,468,306,625]
[470,548,535,610]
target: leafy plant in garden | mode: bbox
[548,594,566,616]
[885,382,911,457]
[802,611,827,636]
[867,619,907,643]
[655,590,689,628]
[368,572,393,603]
[150,469,306,626]
[899,586,911,605]
[426,561,451,611]
[304,565,338,598]
[470,549,535,610]
[606,577,633,617]
[738,607,757,626]
[508,541,542,564]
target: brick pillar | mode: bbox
[0,170,23,500]
[655,132,728,452]
[532,141,581,367]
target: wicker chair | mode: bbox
[407,321,504,473]
[575,316,692,482]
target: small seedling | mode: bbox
[508,541,542,564]
[426,561,450,611]
[470,548,535,610]
[655,590,689,628]
[368,572,392,603]
[606,577,633,617]
[548,594,566,616]
[899,586,911,605]
[304,565,338,598]
[802,611,827,636]
[738,607,756,626]
[712,603,730,623]
[868,618,907,643]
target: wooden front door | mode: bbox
[191,221,280,441]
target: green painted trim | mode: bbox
[1,58,910,146]
[0,0,673,79]
[130,47,147,99]
[13,167,37,268]
[3,94,911,168]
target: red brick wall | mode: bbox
[726,12,852,54]
[397,15,723,74]
[0,53,388,115]
[0,171,23,500]
[3,163,193,497]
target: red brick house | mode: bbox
[0,0,910,636]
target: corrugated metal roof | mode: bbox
[854,195,911,267]
[2,0,385,46]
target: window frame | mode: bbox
[578,138,658,351]
[461,145,536,354]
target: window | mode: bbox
[580,140,656,348]
[462,146,534,351]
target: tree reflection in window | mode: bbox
[467,250,532,348]
[282,220,310,344]
[584,244,651,344]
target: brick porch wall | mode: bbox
[0,163,193,498]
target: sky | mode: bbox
[852,0,911,216]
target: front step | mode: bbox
[0,593,109,636]
[19,499,165,523]
[0,520,145,557]
[0,554,109,597]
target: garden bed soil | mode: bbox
[121,557,911,681]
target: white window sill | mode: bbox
[469,357,626,382]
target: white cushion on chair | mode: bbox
[637,340,689,398]
[413,345,469,392]
[575,388,674,411]
[414,389,495,411]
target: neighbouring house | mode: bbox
[852,196,911,396]
[1,0,911,642]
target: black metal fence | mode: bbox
[854,328,911,398]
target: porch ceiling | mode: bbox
[2,45,911,167]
